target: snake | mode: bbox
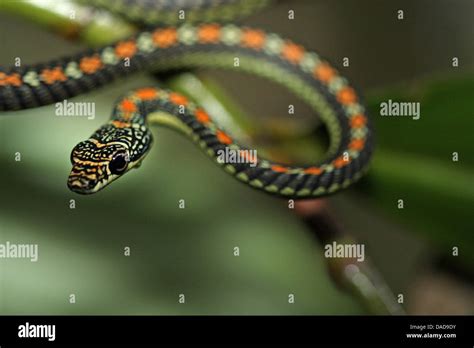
[0,0,374,198]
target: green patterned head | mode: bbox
[68,122,153,194]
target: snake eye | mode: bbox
[109,152,129,174]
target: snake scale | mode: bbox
[0,0,374,197]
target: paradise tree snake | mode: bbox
[0,0,374,197]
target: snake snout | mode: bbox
[67,173,97,194]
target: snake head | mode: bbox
[67,139,133,194]
[68,119,153,194]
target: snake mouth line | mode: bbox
[67,175,99,194]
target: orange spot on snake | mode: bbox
[40,67,67,84]
[350,114,367,128]
[348,139,365,151]
[304,167,323,175]
[216,130,232,145]
[241,29,266,49]
[135,88,158,100]
[333,156,350,168]
[169,93,188,106]
[120,99,137,113]
[79,55,102,74]
[271,165,288,173]
[337,87,357,105]
[115,40,137,58]
[0,72,22,86]
[152,28,177,48]
[313,63,336,83]
[281,42,305,64]
[198,24,221,43]
[195,109,210,124]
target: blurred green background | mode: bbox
[0,0,473,314]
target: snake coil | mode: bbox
[0,0,374,197]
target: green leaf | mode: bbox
[360,74,474,266]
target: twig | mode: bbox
[295,200,405,314]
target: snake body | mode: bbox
[0,1,374,197]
